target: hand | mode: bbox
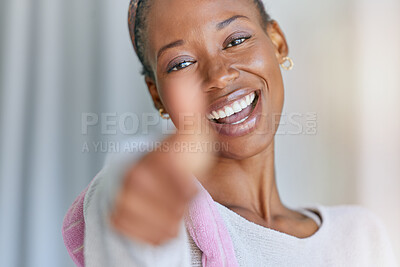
[110,77,214,245]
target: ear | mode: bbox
[145,76,165,111]
[266,20,289,64]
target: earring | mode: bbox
[158,108,170,120]
[281,56,294,71]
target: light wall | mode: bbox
[269,0,400,260]
[0,0,398,266]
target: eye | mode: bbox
[224,35,252,49]
[167,60,197,73]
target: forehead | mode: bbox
[145,0,260,59]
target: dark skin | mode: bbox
[111,0,319,245]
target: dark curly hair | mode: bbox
[129,0,272,81]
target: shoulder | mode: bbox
[320,204,384,228]
[317,204,394,251]
[301,203,393,245]
[317,204,399,266]
[321,204,379,219]
[317,204,387,234]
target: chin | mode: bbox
[216,132,275,160]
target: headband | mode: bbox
[128,0,140,54]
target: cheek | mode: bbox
[236,40,285,133]
[237,40,284,108]
[237,38,280,77]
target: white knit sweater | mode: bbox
[83,158,399,267]
[212,202,398,266]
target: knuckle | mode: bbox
[109,216,122,231]
[169,225,180,238]
[152,236,166,246]
[165,220,180,238]
[172,204,185,218]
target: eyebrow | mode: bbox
[216,15,250,30]
[157,15,250,59]
[157,39,185,60]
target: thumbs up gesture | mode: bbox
[110,76,215,245]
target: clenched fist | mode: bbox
[110,77,214,245]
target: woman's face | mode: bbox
[144,0,288,159]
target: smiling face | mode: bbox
[142,0,288,159]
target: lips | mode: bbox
[208,89,262,137]
[207,90,259,125]
[207,92,255,121]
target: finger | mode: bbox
[163,76,206,127]
[124,159,191,216]
[111,205,182,244]
[161,77,215,174]
[113,184,185,236]
[128,165,188,217]
[110,213,173,246]
[164,132,214,180]
[150,151,198,200]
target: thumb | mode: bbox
[162,76,215,175]
[164,76,205,130]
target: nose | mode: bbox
[204,57,239,91]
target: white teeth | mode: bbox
[250,93,255,102]
[240,100,247,109]
[232,116,249,125]
[208,92,257,121]
[224,106,234,117]
[245,95,251,105]
[232,101,242,113]
[212,111,219,119]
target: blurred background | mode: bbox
[0,0,399,266]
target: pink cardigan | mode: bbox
[62,175,239,267]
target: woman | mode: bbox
[62,0,398,266]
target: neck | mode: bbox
[199,139,287,224]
